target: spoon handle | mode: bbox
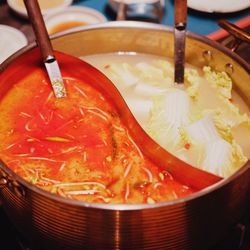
[174,0,187,27]
[174,0,187,84]
[23,0,53,62]
[23,0,66,98]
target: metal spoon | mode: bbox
[174,0,187,84]
[23,0,66,98]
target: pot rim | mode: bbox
[1,21,250,74]
[0,21,249,211]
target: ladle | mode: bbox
[23,0,66,98]
[22,1,222,190]
[174,0,187,84]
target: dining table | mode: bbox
[0,1,249,35]
[0,0,250,249]
[0,0,249,61]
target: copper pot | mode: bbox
[0,21,249,250]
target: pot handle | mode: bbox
[218,20,250,52]
[0,178,7,203]
[0,164,25,198]
[0,167,8,189]
[0,177,7,189]
[0,167,6,203]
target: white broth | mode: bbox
[82,52,250,178]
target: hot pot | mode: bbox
[0,21,249,250]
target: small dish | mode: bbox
[0,25,28,63]
[7,0,73,18]
[44,6,107,35]
[187,0,250,13]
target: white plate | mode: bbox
[110,0,161,3]
[0,25,28,64]
[187,0,250,13]
[7,0,73,18]
[44,6,107,35]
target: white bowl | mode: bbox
[187,0,250,13]
[0,25,28,63]
[7,0,73,18]
[44,6,107,35]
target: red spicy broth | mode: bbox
[0,68,194,204]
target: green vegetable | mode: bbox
[28,175,38,185]
[146,89,190,151]
[201,139,233,177]
[109,63,139,87]
[185,68,201,101]
[185,115,220,144]
[203,66,232,99]
[45,136,72,142]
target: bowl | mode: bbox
[44,6,107,35]
[187,0,250,13]
[7,0,73,18]
[0,25,27,64]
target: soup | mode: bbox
[83,52,250,178]
[49,21,87,34]
[16,0,66,10]
[0,67,194,204]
